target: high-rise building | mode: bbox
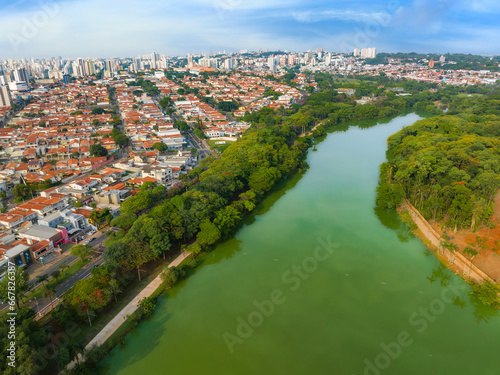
[0,85,12,107]
[85,60,96,76]
[360,48,377,59]
[354,48,360,57]
[325,52,332,65]
[223,58,234,70]
[104,59,117,74]
[439,55,446,63]
[268,56,277,72]
[13,68,30,86]
[63,74,71,84]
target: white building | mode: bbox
[0,85,11,107]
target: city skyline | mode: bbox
[1,0,500,59]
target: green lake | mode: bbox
[101,114,500,375]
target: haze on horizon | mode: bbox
[0,0,499,59]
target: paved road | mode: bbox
[152,96,213,159]
[1,233,108,313]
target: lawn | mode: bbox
[207,139,235,153]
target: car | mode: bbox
[83,240,90,245]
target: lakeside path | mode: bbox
[403,199,494,284]
[67,251,191,370]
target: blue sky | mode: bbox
[0,0,499,59]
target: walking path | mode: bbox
[67,251,191,370]
[403,199,493,283]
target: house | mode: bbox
[18,224,69,248]
[68,176,99,192]
[141,165,172,184]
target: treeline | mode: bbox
[51,124,310,346]
[376,89,500,230]
[248,82,446,134]
[126,78,160,96]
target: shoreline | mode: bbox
[399,199,496,285]
[66,251,192,371]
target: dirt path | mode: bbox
[299,121,323,137]
[403,200,494,283]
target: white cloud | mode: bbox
[470,0,500,13]
[291,9,391,24]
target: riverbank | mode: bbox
[100,113,500,375]
[66,251,192,371]
[399,199,497,286]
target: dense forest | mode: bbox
[376,88,500,230]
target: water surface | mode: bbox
[102,114,500,375]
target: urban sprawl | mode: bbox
[0,47,499,278]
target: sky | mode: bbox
[0,0,499,59]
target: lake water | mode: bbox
[102,114,500,375]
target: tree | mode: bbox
[214,205,241,239]
[12,183,34,201]
[71,244,94,262]
[105,240,153,281]
[73,201,83,208]
[177,121,190,132]
[108,278,121,303]
[51,269,61,282]
[159,96,172,109]
[72,151,80,158]
[0,266,30,309]
[59,261,69,275]
[35,274,49,285]
[110,212,137,230]
[470,281,500,308]
[41,283,56,303]
[91,107,105,115]
[65,269,114,326]
[137,296,156,317]
[196,219,221,246]
[161,266,185,287]
[110,129,130,147]
[152,142,168,152]
[90,144,108,157]
[187,242,202,255]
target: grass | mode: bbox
[27,259,87,301]
[207,139,235,153]
[60,242,75,253]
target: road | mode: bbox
[1,232,108,314]
[152,96,214,159]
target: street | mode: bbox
[1,232,107,314]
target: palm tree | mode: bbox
[70,339,86,365]
[36,274,49,285]
[59,261,69,275]
[89,209,100,226]
[51,269,61,282]
[463,246,478,278]
[41,284,56,304]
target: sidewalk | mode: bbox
[67,251,191,370]
[27,250,78,282]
